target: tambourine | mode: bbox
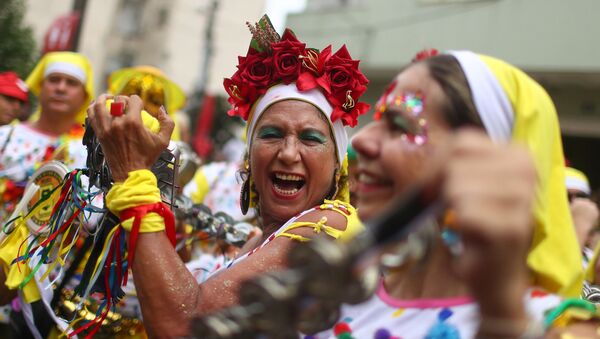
[25,161,70,235]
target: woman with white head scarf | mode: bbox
[86,16,369,337]
[311,51,589,338]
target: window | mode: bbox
[117,0,145,37]
[157,7,169,28]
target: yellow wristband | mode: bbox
[106,169,165,232]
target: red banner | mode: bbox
[193,94,216,158]
[42,12,81,54]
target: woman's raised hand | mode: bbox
[442,129,536,318]
[87,94,175,182]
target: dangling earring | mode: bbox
[240,175,251,215]
[240,165,251,215]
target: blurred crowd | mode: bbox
[0,14,599,339]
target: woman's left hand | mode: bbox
[87,95,174,182]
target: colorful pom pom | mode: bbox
[438,308,453,321]
[334,322,352,336]
[374,328,392,339]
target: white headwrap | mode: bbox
[43,61,87,84]
[448,50,514,142]
[565,167,591,195]
[246,83,348,165]
[446,51,583,297]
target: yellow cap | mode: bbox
[565,167,591,195]
[26,51,94,125]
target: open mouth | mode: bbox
[358,173,383,185]
[271,172,305,196]
[356,172,393,193]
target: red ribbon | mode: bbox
[120,202,175,274]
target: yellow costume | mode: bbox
[451,51,583,297]
[1,52,94,303]
[108,66,186,140]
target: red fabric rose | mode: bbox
[296,45,332,92]
[223,75,259,120]
[224,26,371,126]
[330,102,370,127]
[319,45,368,97]
[237,49,273,88]
[318,45,370,127]
[271,29,306,84]
[412,48,439,62]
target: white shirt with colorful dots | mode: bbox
[0,123,87,182]
[309,280,561,339]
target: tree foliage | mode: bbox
[0,0,37,77]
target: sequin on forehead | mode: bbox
[391,92,425,116]
[385,91,428,146]
[374,87,425,120]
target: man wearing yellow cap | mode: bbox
[563,166,600,304]
[565,167,598,251]
[0,51,93,182]
[0,51,94,339]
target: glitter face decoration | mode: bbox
[375,84,428,146]
[120,74,166,116]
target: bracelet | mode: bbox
[121,202,176,269]
[582,283,600,304]
[544,298,599,329]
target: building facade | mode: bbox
[288,0,600,188]
[24,0,267,96]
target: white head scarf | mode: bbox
[448,50,514,142]
[446,50,583,297]
[245,83,348,165]
[43,61,87,84]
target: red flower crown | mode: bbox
[412,48,439,62]
[223,16,370,127]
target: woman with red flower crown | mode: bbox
[85,16,369,337]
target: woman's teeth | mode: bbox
[275,173,303,181]
[358,173,380,184]
[273,185,299,195]
[273,173,304,195]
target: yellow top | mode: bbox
[276,199,363,243]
